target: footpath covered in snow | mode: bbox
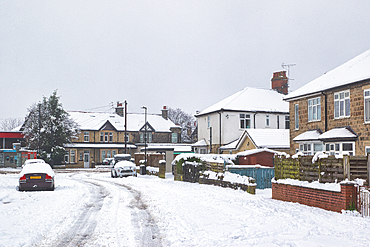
[1,168,370,246]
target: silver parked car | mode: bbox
[111,160,137,178]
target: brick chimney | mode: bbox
[271,71,289,95]
[116,101,124,117]
[162,106,168,120]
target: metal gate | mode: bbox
[228,166,275,189]
[358,187,370,217]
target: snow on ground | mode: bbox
[1,168,370,246]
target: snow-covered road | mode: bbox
[1,168,370,247]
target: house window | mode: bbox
[125,133,129,142]
[240,114,251,129]
[325,142,355,156]
[105,132,108,142]
[107,150,111,158]
[285,116,290,129]
[64,150,69,163]
[172,133,178,143]
[308,97,321,121]
[109,132,113,142]
[112,150,116,157]
[265,115,270,127]
[207,116,210,128]
[79,152,83,161]
[294,104,299,129]
[70,150,76,163]
[102,150,106,161]
[334,90,350,118]
[100,132,104,142]
[364,89,370,123]
[84,132,89,142]
[140,132,152,143]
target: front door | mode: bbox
[84,151,90,168]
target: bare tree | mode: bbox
[0,118,24,131]
[168,107,197,143]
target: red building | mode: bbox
[0,131,25,149]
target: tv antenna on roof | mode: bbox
[281,63,296,80]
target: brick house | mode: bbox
[284,49,370,156]
[195,71,290,154]
[64,104,181,168]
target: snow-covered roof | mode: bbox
[196,87,289,116]
[285,48,370,100]
[236,148,278,157]
[68,111,179,132]
[65,143,137,149]
[293,129,323,142]
[191,138,208,147]
[143,143,192,152]
[244,129,290,149]
[318,127,357,141]
[219,139,239,150]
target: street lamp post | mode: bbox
[141,106,147,167]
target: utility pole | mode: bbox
[124,100,127,154]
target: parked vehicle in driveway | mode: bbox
[113,154,132,164]
[19,162,55,191]
[102,158,114,166]
[111,160,137,178]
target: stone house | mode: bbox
[195,72,290,154]
[64,104,181,168]
[284,48,370,156]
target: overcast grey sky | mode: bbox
[1,1,370,120]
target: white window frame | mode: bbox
[364,89,370,123]
[207,116,210,128]
[140,132,152,143]
[325,141,355,156]
[102,150,106,161]
[285,115,290,129]
[294,104,299,130]
[239,113,251,129]
[105,132,108,142]
[265,115,270,127]
[171,133,178,143]
[308,97,321,122]
[365,146,370,155]
[84,132,89,142]
[334,90,350,119]
[70,150,76,163]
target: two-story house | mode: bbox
[195,72,290,154]
[284,48,370,156]
[64,104,181,168]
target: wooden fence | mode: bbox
[275,155,370,185]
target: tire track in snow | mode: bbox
[56,180,108,247]
[95,178,162,247]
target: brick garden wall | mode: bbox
[272,182,357,213]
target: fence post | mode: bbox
[343,155,350,180]
[367,153,370,186]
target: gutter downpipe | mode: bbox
[322,92,328,132]
[219,110,222,154]
[253,113,257,129]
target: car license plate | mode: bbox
[30,176,41,179]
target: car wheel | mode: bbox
[111,171,114,178]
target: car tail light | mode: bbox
[19,175,26,183]
[45,174,53,182]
